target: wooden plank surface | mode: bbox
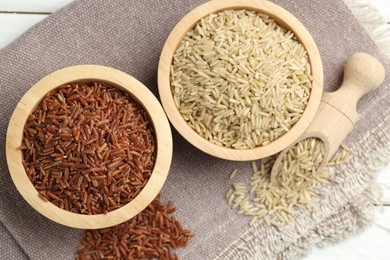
[0,0,389,259]
[0,0,73,49]
[307,206,390,259]
[0,0,72,13]
[379,164,390,205]
[371,0,390,21]
[0,0,388,49]
[0,13,47,48]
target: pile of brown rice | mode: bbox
[76,195,194,259]
[276,137,325,190]
[226,139,352,226]
[171,10,312,149]
[20,81,155,214]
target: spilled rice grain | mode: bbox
[76,195,194,260]
[226,141,352,226]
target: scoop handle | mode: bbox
[333,52,385,117]
[270,53,385,185]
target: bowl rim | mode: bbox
[158,0,323,160]
[6,65,173,229]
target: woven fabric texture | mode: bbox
[0,0,389,259]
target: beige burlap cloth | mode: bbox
[0,0,389,259]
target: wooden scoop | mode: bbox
[270,53,385,184]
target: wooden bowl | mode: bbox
[158,0,323,160]
[6,65,173,229]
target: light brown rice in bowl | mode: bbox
[171,9,312,149]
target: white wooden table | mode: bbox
[0,0,389,259]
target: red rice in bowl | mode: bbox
[19,81,156,215]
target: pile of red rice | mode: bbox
[76,195,194,259]
[20,81,155,214]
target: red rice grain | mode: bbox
[76,195,194,260]
[20,81,155,214]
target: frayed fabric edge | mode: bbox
[216,1,390,259]
[215,117,390,260]
[344,0,390,59]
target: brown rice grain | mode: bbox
[226,143,352,226]
[171,10,312,149]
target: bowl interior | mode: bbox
[6,65,172,229]
[158,0,323,161]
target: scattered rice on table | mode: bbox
[226,140,352,226]
[76,195,194,260]
[171,10,312,149]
